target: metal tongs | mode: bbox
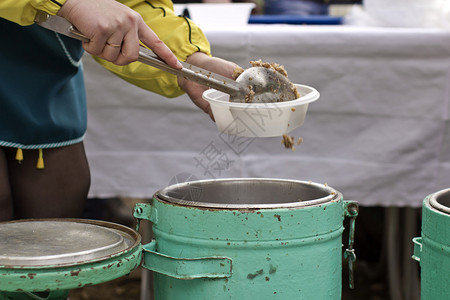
[34,11,249,98]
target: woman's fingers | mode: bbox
[79,9,140,65]
[138,20,182,69]
[57,0,181,68]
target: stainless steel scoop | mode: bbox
[35,11,295,103]
[232,67,297,103]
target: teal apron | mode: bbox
[0,18,86,149]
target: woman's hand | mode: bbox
[57,0,182,69]
[178,52,239,120]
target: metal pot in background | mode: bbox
[412,188,450,300]
[134,178,359,299]
[0,219,142,299]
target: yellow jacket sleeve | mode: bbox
[0,0,66,25]
[92,0,211,98]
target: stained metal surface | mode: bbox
[136,178,354,299]
[0,219,137,267]
[156,178,338,209]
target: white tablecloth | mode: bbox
[83,25,450,207]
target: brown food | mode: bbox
[281,134,303,151]
[293,86,300,99]
[232,65,245,80]
[250,59,289,77]
[282,134,296,151]
[245,87,255,103]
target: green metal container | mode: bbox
[134,178,358,300]
[0,219,142,300]
[413,188,450,300]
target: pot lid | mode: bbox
[0,219,138,267]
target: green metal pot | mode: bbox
[0,219,142,300]
[134,178,358,299]
[413,188,450,300]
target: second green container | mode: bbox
[134,178,358,299]
[413,188,450,300]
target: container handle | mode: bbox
[412,237,422,262]
[343,200,359,289]
[133,203,157,231]
[142,240,232,280]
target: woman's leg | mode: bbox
[0,147,14,221]
[5,143,91,219]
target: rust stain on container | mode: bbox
[269,265,277,274]
[247,269,264,279]
[70,270,81,277]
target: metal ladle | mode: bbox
[232,66,297,103]
[35,12,297,103]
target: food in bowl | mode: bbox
[232,60,300,103]
[202,84,319,138]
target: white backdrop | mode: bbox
[83,25,450,207]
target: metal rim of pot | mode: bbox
[156,178,340,209]
[429,188,450,215]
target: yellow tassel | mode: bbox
[16,148,23,163]
[37,149,44,169]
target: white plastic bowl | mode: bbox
[186,3,255,28]
[203,84,320,137]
